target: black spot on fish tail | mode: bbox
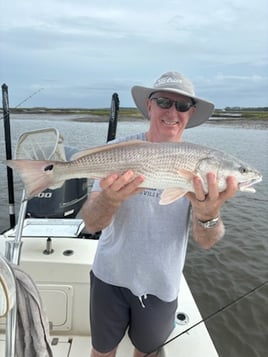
[44,164,54,171]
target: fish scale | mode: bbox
[73,142,197,188]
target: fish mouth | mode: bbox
[239,176,262,192]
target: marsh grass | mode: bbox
[4,107,268,122]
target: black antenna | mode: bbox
[1,83,16,228]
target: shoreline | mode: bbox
[79,117,268,130]
[205,118,268,129]
[2,112,268,130]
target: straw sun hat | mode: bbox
[131,71,214,129]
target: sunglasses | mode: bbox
[150,97,195,113]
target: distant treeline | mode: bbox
[222,107,268,111]
[1,107,268,120]
[5,106,268,113]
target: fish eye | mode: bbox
[44,164,54,171]
[239,166,248,174]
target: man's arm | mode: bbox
[186,173,238,249]
[81,170,144,233]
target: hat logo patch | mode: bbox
[155,76,183,87]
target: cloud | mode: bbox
[1,0,267,108]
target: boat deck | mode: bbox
[0,219,218,356]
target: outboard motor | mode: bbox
[26,178,88,218]
[26,147,88,219]
[15,128,88,219]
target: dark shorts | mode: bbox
[90,271,177,354]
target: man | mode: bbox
[81,71,237,357]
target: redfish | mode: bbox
[5,140,262,205]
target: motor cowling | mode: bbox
[25,146,88,219]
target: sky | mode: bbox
[0,0,267,109]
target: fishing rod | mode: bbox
[144,279,268,356]
[0,87,44,121]
[1,85,44,229]
[13,87,44,109]
[1,84,16,228]
[107,92,119,142]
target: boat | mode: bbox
[0,88,219,356]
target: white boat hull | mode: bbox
[0,218,219,356]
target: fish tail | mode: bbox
[5,159,61,198]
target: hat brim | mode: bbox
[131,86,214,129]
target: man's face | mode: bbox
[146,91,196,142]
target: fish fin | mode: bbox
[71,140,146,160]
[5,159,60,198]
[177,169,196,180]
[159,188,187,205]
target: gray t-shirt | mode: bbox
[91,133,191,302]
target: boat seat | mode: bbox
[0,255,53,356]
[0,255,16,318]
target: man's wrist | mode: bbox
[197,216,220,229]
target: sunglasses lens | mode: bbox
[175,102,192,112]
[152,97,193,112]
[156,98,173,109]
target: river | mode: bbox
[0,114,267,357]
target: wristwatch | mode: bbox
[197,216,220,229]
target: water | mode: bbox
[0,114,267,356]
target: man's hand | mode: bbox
[186,173,237,221]
[186,173,238,249]
[100,170,144,206]
[81,170,144,233]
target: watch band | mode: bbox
[197,216,220,229]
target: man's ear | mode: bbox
[146,98,152,119]
[190,105,197,115]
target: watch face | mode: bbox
[205,221,217,228]
[198,217,219,229]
